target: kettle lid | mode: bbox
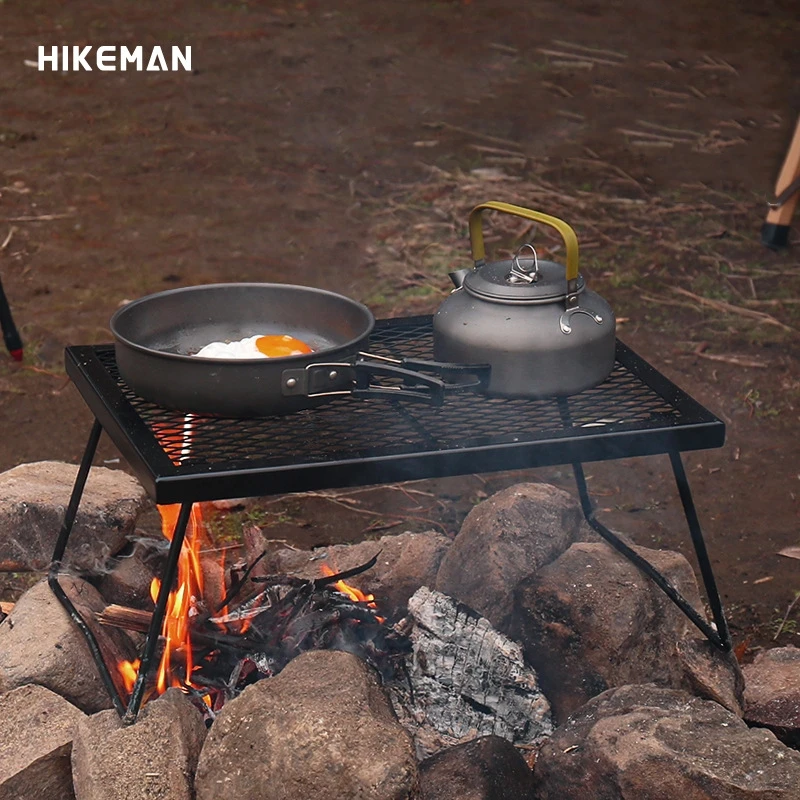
[463,255,586,303]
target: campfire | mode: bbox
[110,502,410,717]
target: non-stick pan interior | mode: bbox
[111,283,374,358]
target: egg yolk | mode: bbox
[255,334,313,357]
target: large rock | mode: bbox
[0,461,149,571]
[532,684,800,799]
[71,689,206,800]
[0,684,85,800]
[743,645,800,747]
[0,577,137,713]
[258,529,451,621]
[418,735,535,800]
[515,542,743,723]
[435,483,584,633]
[195,650,419,800]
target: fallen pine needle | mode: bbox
[467,143,526,159]
[1,226,16,251]
[551,40,628,60]
[617,127,696,144]
[773,591,800,641]
[744,298,800,306]
[679,351,769,369]
[422,121,522,150]
[4,214,73,222]
[537,48,624,67]
[636,119,702,139]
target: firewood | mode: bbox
[97,604,153,633]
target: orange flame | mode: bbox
[116,415,223,704]
[118,658,140,696]
[320,564,383,622]
[118,502,215,702]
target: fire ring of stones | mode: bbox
[1,464,800,799]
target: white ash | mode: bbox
[390,586,553,760]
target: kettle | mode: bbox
[432,201,616,398]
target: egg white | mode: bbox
[194,335,270,359]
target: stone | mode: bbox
[195,650,419,800]
[743,645,800,747]
[0,461,149,571]
[677,636,745,716]
[259,529,451,621]
[418,735,536,800]
[0,577,137,713]
[71,688,206,800]
[0,684,85,800]
[532,684,800,799]
[391,587,552,759]
[95,539,165,608]
[514,542,743,723]
[435,483,583,633]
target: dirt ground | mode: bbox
[1,0,799,655]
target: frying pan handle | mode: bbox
[280,358,491,404]
[352,359,491,403]
[468,201,580,303]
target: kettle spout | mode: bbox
[448,268,471,289]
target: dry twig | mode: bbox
[670,287,797,333]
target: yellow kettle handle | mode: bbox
[468,201,580,283]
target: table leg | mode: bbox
[668,450,732,650]
[571,460,731,651]
[123,501,193,724]
[48,419,128,715]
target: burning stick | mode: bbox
[105,553,408,715]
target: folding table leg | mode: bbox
[123,501,193,724]
[48,419,128,715]
[668,450,732,650]
[571,460,731,651]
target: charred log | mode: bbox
[390,587,553,760]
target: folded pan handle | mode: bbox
[280,355,491,405]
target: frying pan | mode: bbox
[110,283,488,417]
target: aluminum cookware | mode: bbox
[111,283,487,417]
[433,201,616,398]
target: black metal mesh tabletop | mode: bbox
[66,316,724,504]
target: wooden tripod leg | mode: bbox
[762,115,800,249]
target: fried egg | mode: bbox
[194,334,313,359]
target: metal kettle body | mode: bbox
[433,202,616,398]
